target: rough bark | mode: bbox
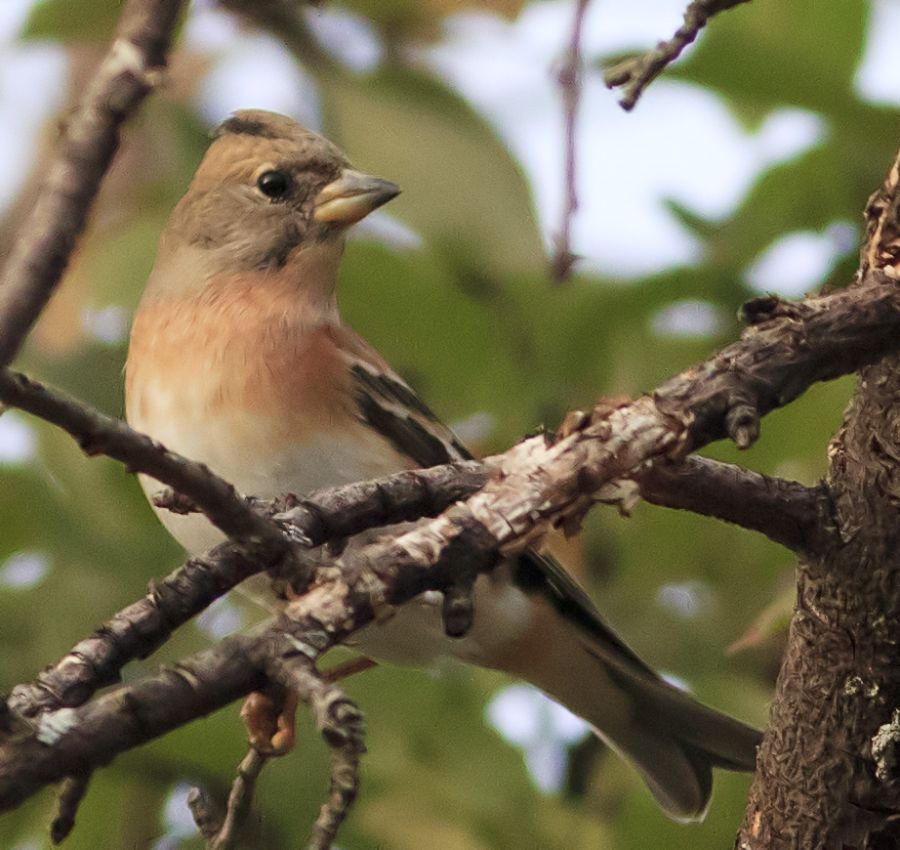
[736,155,900,849]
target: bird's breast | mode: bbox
[124,278,537,670]
[125,288,409,552]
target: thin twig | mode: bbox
[7,461,485,720]
[0,0,186,366]
[264,651,364,850]
[204,748,270,850]
[50,773,92,844]
[551,0,590,282]
[604,0,750,111]
[0,370,291,556]
[635,455,831,556]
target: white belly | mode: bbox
[352,562,535,668]
[130,384,535,669]
[134,402,409,554]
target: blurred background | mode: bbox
[0,0,896,847]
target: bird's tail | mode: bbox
[594,659,761,820]
[495,602,761,820]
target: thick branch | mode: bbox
[0,0,185,367]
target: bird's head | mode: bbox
[161,109,400,277]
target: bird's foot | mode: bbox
[240,689,298,756]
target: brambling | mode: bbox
[125,109,759,820]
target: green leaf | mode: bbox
[706,145,858,274]
[23,0,121,42]
[673,0,869,116]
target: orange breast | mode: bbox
[125,269,414,514]
[127,281,349,441]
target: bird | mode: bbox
[125,108,760,821]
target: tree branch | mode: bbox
[0,370,287,551]
[5,446,827,726]
[604,0,750,110]
[413,278,900,578]
[551,0,590,282]
[6,268,890,735]
[1,273,898,837]
[0,576,386,821]
[0,0,186,367]
[6,460,486,720]
[8,270,893,725]
[635,455,832,555]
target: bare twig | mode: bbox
[264,650,365,850]
[551,0,590,282]
[0,369,292,556]
[0,0,186,367]
[199,748,270,850]
[635,455,831,555]
[604,0,750,111]
[7,461,484,720]
[50,773,91,844]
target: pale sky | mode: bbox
[1,0,896,285]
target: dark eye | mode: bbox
[257,169,291,200]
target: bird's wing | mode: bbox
[343,347,658,680]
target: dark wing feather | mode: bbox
[351,364,469,466]
[348,361,658,678]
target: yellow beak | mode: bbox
[313,169,401,226]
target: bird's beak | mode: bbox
[313,169,401,226]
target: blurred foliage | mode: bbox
[0,0,892,848]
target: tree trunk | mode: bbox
[738,159,900,850]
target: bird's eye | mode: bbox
[256,169,291,200]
